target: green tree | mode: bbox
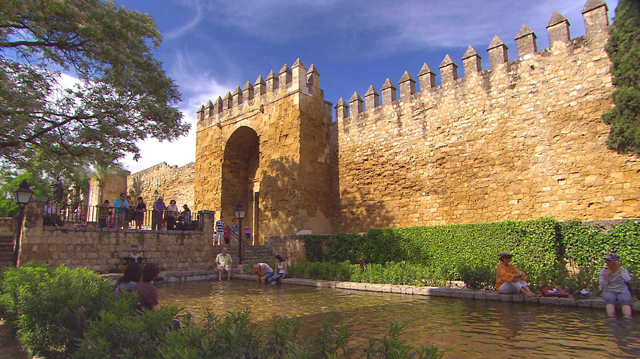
[604,0,640,154]
[0,0,189,175]
[0,171,49,217]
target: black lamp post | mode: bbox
[234,203,246,264]
[14,180,33,267]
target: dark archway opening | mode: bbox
[222,126,260,244]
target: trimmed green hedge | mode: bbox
[304,218,640,295]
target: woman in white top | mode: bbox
[165,200,180,230]
[269,255,288,285]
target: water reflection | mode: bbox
[157,280,640,358]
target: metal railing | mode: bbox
[43,203,200,231]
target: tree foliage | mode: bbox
[604,0,640,154]
[0,0,189,174]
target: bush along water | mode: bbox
[1,263,444,359]
[0,263,114,359]
[303,218,640,296]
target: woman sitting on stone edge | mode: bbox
[496,251,539,298]
[600,253,633,319]
[113,261,142,299]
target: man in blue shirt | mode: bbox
[113,193,129,229]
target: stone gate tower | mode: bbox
[195,59,333,243]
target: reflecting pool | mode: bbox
[157,280,640,358]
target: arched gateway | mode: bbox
[221,126,260,243]
[194,59,334,243]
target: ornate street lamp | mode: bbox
[14,180,33,267]
[234,203,246,264]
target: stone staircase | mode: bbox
[0,235,14,269]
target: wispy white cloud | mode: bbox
[164,0,204,40]
[122,49,231,174]
[194,0,617,52]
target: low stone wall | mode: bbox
[264,235,320,263]
[17,202,216,273]
[0,217,14,236]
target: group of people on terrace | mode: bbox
[214,215,251,246]
[497,251,633,319]
[97,193,193,230]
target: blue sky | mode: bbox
[119,0,619,173]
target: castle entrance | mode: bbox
[221,126,261,244]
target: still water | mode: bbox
[157,280,640,358]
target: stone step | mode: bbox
[0,235,13,244]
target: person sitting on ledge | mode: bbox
[269,255,288,285]
[600,253,633,319]
[252,262,274,284]
[113,262,142,299]
[496,251,538,298]
[133,263,161,312]
[215,247,233,281]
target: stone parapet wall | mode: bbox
[331,7,640,232]
[0,218,14,236]
[127,162,195,208]
[17,202,215,273]
[264,234,324,264]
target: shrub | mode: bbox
[350,262,445,287]
[457,262,496,290]
[287,261,352,282]
[303,235,324,262]
[73,293,182,359]
[323,233,369,264]
[365,217,560,283]
[0,263,114,359]
[560,220,640,297]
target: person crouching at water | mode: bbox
[496,251,538,298]
[601,253,633,319]
[252,262,274,284]
[269,255,287,285]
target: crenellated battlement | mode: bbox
[334,0,610,121]
[196,58,323,129]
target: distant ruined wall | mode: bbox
[331,1,640,232]
[87,172,129,208]
[127,162,195,207]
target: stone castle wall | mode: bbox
[189,1,639,237]
[195,59,333,242]
[127,162,195,207]
[331,2,640,232]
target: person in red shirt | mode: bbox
[495,251,538,298]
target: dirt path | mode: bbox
[0,319,28,359]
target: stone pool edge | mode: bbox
[103,271,640,311]
[235,274,640,312]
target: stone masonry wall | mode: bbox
[331,6,640,232]
[195,59,333,241]
[87,171,129,208]
[127,162,195,207]
[17,201,216,273]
